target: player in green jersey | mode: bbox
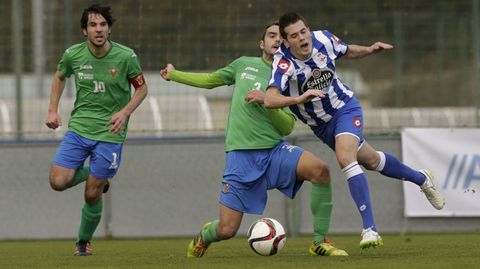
[160,22,347,257]
[45,4,148,256]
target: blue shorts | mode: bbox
[53,131,123,179]
[310,98,364,150]
[219,141,304,215]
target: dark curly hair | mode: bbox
[80,4,115,30]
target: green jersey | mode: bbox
[217,56,289,151]
[57,41,142,143]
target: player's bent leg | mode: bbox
[49,165,76,191]
[358,142,425,185]
[356,142,381,170]
[296,150,330,184]
[309,238,349,256]
[216,205,243,240]
[358,143,445,210]
[187,205,243,258]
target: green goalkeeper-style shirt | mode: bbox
[57,41,142,143]
[169,56,296,152]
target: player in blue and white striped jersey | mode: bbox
[265,12,445,249]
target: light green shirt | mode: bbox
[170,56,295,151]
[57,41,142,143]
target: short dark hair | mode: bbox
[261,21,279,40]
[80,4,115,30]
[279,12,308,39]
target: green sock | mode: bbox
[200,219,220,245]
[69,166,90,188]
[311,183,333,244]
[77,199,103,242]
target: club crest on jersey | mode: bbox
[277,58,291,72]
[353,116,361,128]
[315,53,328,66]
[109,68,118,79]
[302,68,334,94]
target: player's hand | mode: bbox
[368,42,393,53]
[245,89,265,104]
[159,64,176,81]
[296,89,325,104]
[107,111,128,134]
[45,111,62,129]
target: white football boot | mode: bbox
[419,169,445,210]
[360,228,383,249]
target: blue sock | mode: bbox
[343,162,376,231]
[376,151,426,186]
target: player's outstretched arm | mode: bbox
[264,87,324,109]
[160,63,225,89]
[264,87,296,109]
[346,42,393,59]
[45,71,66,130]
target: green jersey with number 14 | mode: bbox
[57,41,142,143]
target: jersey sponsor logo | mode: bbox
[302,68,334,93]
[79,64,93,70]
[109,68,118,79]
[245,66,259,72]
[353,116,361,128]
[277,59,291,72]
[240,72,256,81]
[78,72,94,80]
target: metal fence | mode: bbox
[1,0,480,139]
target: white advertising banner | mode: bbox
[402,128,480,217]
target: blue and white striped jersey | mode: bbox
[269,30,354,127]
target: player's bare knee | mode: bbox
[49,174,69,191]
[336,155,355,169]
[310,162,331,184]
[360,155,381,171]
[84,189,102,204]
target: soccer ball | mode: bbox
[247,218,286,256]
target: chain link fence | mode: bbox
[1,0,479,139]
